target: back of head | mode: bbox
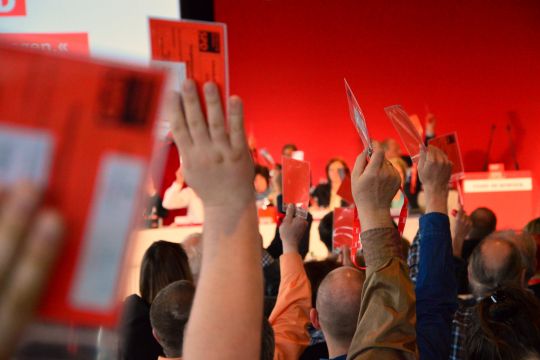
[150,280,195,358]
[140,240,193,304]
[304,259,341,307]
[260,317,275,360]
[465,285,540,360]
[468,237,523,298]
[470,207,497,239]
[181,233,203,283]
[318,211,334,252]
[489,230,538,282]
[524,218,540,276]
[316,267,365,348]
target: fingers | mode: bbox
[168,92,193,153]
[228,96,247,152]
[285,204,295,221]
[182,80,211,145]
[352,150,369,179]
[0,210,63,357]
[0,183,41,289]
[204,83,230,148]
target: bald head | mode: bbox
[468,238,523,298]
[470,207,497,239]
[316,267,365,347]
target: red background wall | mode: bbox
[214,0,540,217]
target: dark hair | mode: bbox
[325,158,350,184]
[140,240,193,304]
[468,238,523,298]
[470,207,497,239]
[524,217,540,274]
[261,317,275,360]
[254,164,270,185]
[150,280,195,357]
[281,143,298,155]
[304,259,341,307]
[318,211,334,252]
[465,285,540,359]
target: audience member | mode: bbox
[310,267,365,359]
[450,235,525,360]
[311,158,350,210]
[451,207,474,294]
[413,145,458,359]
[464,285,540,359]
[461,207,497,261]
[173,80,263,359]
[282,144,298,158]
[149,280,195,359]
[269,204,311,359]
[255,164,272,206]
[346,149,417,359]
[524,217,540,296]
[118,241,193,360]
[162,167,204,224]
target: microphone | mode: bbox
[483,124,496,171]
[506,123,519,170]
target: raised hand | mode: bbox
[418,145,452,214]
[170,80,255,208]
[0,183,63,360]
[279,204,308,254]
[351,149,401,231]
[452,206,472,257]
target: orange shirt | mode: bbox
[269,252,312,360]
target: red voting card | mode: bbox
[385,105,426,163]
[409,114,424,139]
[0,43,165,327]
[149,18,228,107]
[429,132,465,180]
[344,79,372,153]
[337,174,355,205]
[0,32,90,55]
[332,207,356,251]
[282,157,310,210]
[0,0,26,16]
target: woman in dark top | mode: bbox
[118,240,193,360]
[311,158,350,210]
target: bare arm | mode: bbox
[172,80,263,360]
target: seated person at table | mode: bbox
[150,280,195,360]
[118,241,193,360]
[311,158,350,211]
[162,168,204,225]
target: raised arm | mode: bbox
[415,145,458,359]
[173,80,263,360]
[347,150,417,360]
[269,205,311,360]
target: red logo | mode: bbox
[0,0,26,16]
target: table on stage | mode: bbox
[122,210,421,297]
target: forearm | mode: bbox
[416,213,457,359]
[184,201,263,359]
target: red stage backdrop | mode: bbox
[212,0,540,218]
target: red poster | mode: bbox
[0,0,26,16]
[282,157,310,210]
[332,207,356,250]
[0,43,165,327]
[149,18,228,108]
[0,32,89,55]
[429,132,465,179]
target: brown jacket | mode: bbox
[347,227,418,360]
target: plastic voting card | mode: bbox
[385,105,426,163]
[429,132,465,180]
[149,18,228,106]
[282,157,310,216]
[344,79,373,154]
[332,207,356,251]
[0,43,165,327]
[337,174,355,205]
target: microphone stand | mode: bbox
[506,123,520,170]
[483,124,496,171]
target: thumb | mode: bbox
[285,204,295,221]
